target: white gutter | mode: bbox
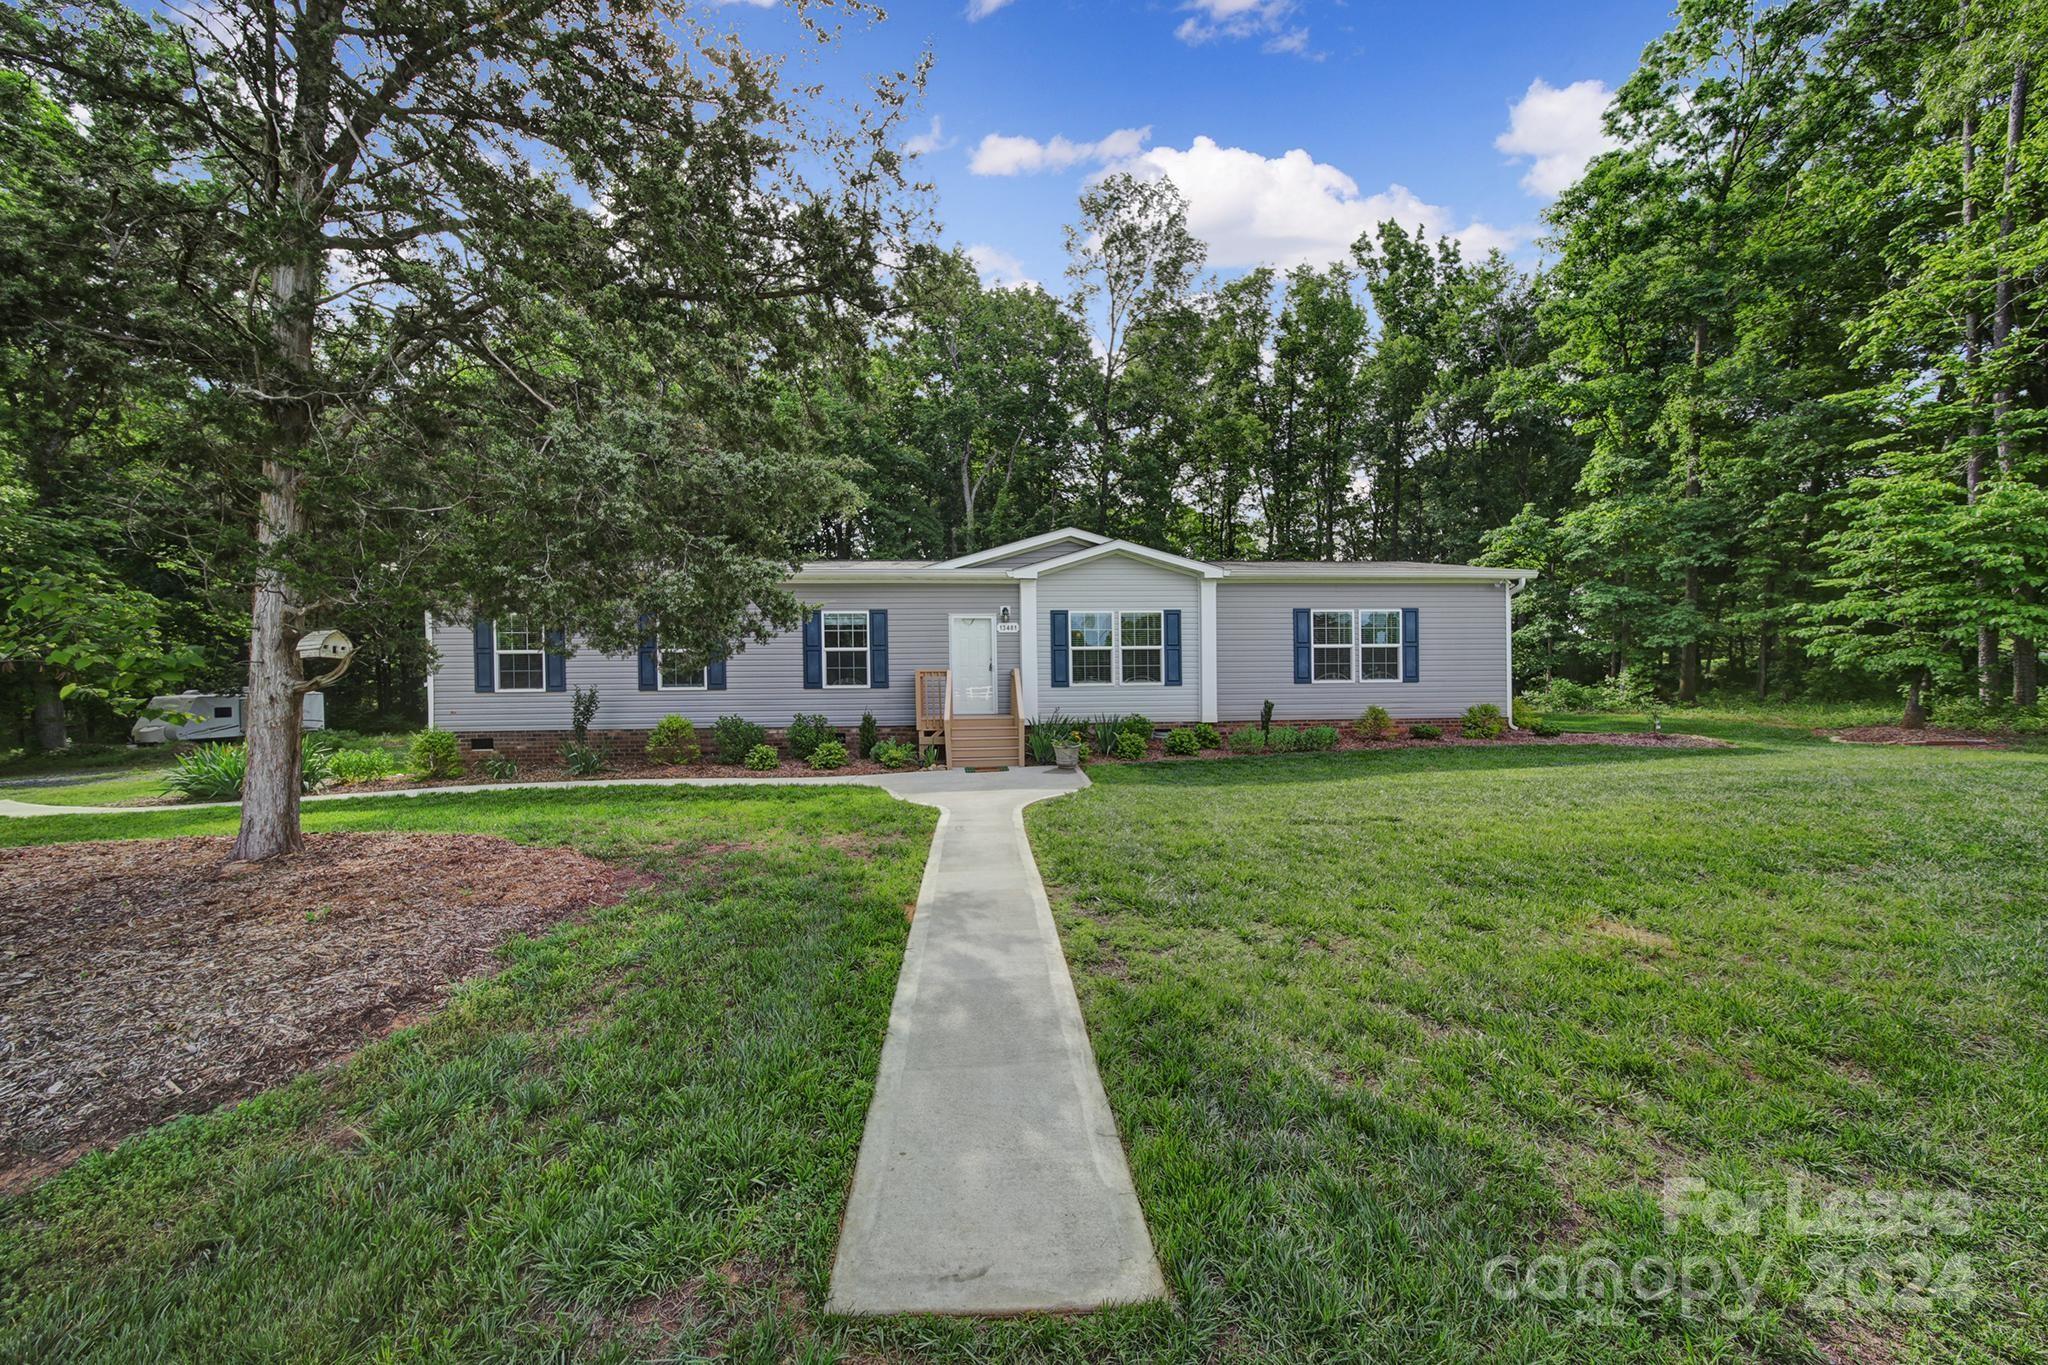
[1503,579,1528,725]
[423,611,435,727]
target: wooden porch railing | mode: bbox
[915,668,952,767]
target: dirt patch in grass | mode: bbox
[1826,725,2007,748]
[0,833,650,1191]
[1586,918,1676,951]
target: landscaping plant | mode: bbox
[1265,726,1303,752]
[807,739,848,771]
[1228,728,1269,753]
[787,713,834,760]
[645,715,700,766]
[1531,721,1562,738]
[164,743,248,801]
[326,749,393,785]
[1461,703,1507,740]
[407,729,462,779]
[560,742,608,776]
[1111,731,1146,761]
[482,752,520,780]
[1300,725,1340,751]
[1164,729,1200,756]
[712,715,767,765]
[857,711,878,759]
[1356,705,1394,741]
[570,687,601,744]
[1191,721,1223,749]
[871,739,916,769]
[1410,723,1442,740]
[1260,699,1274,734]
[743,743,779,772]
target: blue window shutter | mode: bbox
[1163,609,1183,686]
[1293,608,1312,684]
[1050,610,1069,688]
[544,630,568,692]
[473,620,495,692]
[802,612,822,689]
[1402,608,1420,683]
[707,658,727,691]
[869,609,889,688]
[637,618,658,692]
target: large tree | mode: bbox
[3,0,911,855]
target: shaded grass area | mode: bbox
[0,785,935,1362]
[1027,737,2048,1362]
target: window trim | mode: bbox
[494,615,547,693]
[1309,609,1355,683]
[821,609,871,689]
[1357,607,1403,682]
[1062,606,1168,688]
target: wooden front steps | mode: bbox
[947,714,1024,767]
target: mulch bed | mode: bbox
[0,833,650,1192]
[1088,726,1727,765]
[1826,725,2007,748]
[339,755,901,795]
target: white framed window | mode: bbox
[1066,609,1166,686]
[495,615,546,691]
[1068,611,1114,685]
[657,644,706,690]
[1311,610,1354,681]
[823,610,870,687]
[1359,609,1402,681]
[1120,611,1164,684]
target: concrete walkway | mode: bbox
[826,767,1167,1316]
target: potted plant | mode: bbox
[1052,728,1083,771]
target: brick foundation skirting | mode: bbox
[456,724,920,765]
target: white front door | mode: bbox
[948,615,998,715]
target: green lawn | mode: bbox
[2,726,2043,1362]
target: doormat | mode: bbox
[962,765,1010,773]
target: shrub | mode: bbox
[1521,678,1614,713]
[1116,714,1152,738]
[328,748,394,785]
[743,743,779,771]
[1409,723,1442,740]
[1356,705,1394,741]
[1531,721,1562,738]
[1228,727,1269,753]
[712,715,766,764]
[1112,731,1146,761]
[787,713,835,760]
[808,739,849,770]
[408,728,462,779]
[646,715,700,766]
[1511,698,1541,730]
[482,751,521,780]
[1265,726,1303,752]
[872,739,917,769]
[570,686,600,743]
[1026,712,1074,764]
[1461,703,1507,740]
[1260,699,1275,733]
[1083,715,1125,756]
[1191,721,1223,749]
[165,743,248,801]
[1300,725,1340,751]
[1164,729,1200,756]
[857,711,878,759]
[560,741,607,776]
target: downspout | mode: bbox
[1503,580,1527,726]
[423,611,435,728]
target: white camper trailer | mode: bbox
[130,692,327,744]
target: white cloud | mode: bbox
[1495,77,1619,197]
[966,243,1038,290]
[969,125,1151,176]
[1174,0,1313,55]
[965,0,1014,17]
[905,116,954,158]
[1115,136,1521,267]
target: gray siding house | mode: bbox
[426,529,1532,763]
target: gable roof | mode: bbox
[1007,539,1229,580]
[928,527,1109,571]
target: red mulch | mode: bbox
[341,756,899,794]
[0,833,650,1191]
[1827,725,2007,748]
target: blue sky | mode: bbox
[721,0,1669,289]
